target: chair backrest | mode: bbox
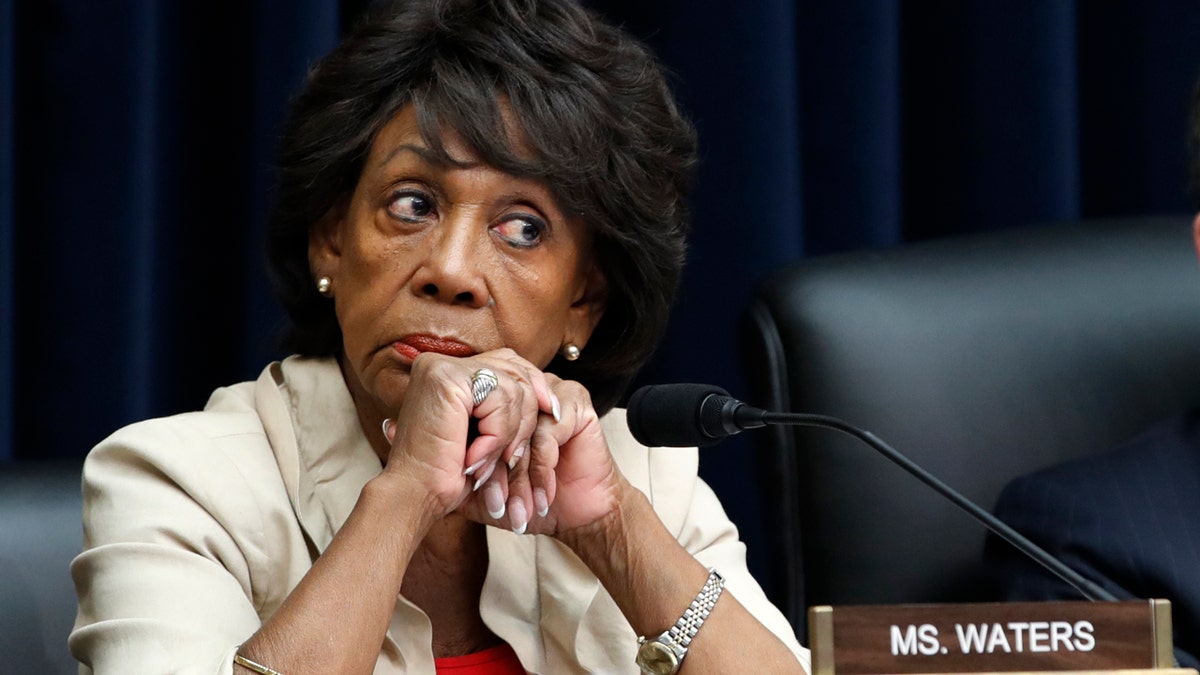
[0,461,83,675]
[741,216,1200,640]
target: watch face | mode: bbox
[636,640,680,675]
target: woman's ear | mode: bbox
[567,262,609,348]
[308,199,348,281]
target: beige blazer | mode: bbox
[70,356,809,674]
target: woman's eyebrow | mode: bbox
[379,143,479,170]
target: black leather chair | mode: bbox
[0,460,84,674]
[741,216,1200,640]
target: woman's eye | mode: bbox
[492,216,546,248]
[387,191,434,222]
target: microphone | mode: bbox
[626,383,1118,603]
[626,383,766,447]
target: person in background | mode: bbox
[985,76,1200,669]
[68,1,808,673]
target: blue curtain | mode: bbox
[1,0,14,471]
[3,0,1199,588]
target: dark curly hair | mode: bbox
[265,0,697,415]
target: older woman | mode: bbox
[70,1,809,673]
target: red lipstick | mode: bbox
[393,335,476,361]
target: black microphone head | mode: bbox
[626,383,734,448]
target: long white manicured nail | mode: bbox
[507,441,527,470]
[484,482,506,520]
[464,457,489,477]
[472,461,497,491]
[534,487,549,518]
[509,498,528,535]
[551,393,561,422]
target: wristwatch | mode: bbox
[635,568,725,675]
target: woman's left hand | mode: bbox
[455,373,625,537]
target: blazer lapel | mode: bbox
[255,356,383,554]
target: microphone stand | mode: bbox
[753,409,1119,603]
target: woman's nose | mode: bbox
[410,219,490,308]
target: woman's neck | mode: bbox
[334,353,394,465]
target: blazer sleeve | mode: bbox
[69,412,292,675]
[681,477,811,671]
[604,411,811,671]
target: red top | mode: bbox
[434,643,525,675]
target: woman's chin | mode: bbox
[338,355,410,417]
[373,371,411,415]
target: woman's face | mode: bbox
[310,106,606,418]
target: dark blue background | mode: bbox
[3,0,1199,588]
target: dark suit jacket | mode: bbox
[985,410,1200,667]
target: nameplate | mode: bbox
[809,600,1175,674]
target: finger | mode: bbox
[506,439,528,471]
[490,348,560,421]
[529,378,601,515]
[470,360,541,468]
[527,422,560,519]
[544,378,601,444]
[463,370,524,473]
[497,362,542,463]
[535,369,561,422]
[404,354,494,477]
[476,459,510,522]
[507,493,529,536]
[423,351,554,478]
[505,440,534,535]
[463,426,507,477]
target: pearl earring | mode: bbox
[562,343,581,361]
[316,276,332,297]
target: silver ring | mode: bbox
[471,368,499,407]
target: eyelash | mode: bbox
[384,188,549,248]
[386,189,434,223]
[494,215,547,249]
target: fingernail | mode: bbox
[534,487,549,518]
[472,460,497,491]
[551,393,561,422]
[464,457,489,477]
[381,418,396,443]
[484,482,506,520]
[507,441,527,470]
[509,498,528,535]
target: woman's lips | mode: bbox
[392,335,476,361]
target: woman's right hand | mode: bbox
[380,348,558,520]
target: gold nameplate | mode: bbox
[809,600,1178,674]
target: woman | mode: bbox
[70,0,809,673]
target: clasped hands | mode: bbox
[381,348,622,539]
